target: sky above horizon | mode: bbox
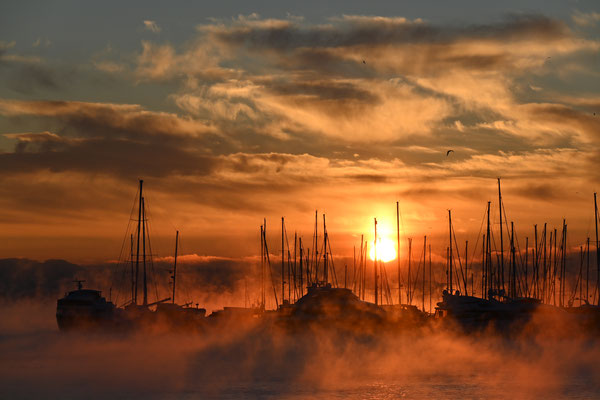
[1,1,599,263]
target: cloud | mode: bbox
[0,40,16,50]
[32,37,51,48]
[127,14,599,146]
[143,20,161,33]
[1,13,600,262]
[0,99,217,139]
[572,11,600,27]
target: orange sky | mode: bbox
[0,8,599,264]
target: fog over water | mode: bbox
[2,299,600,399]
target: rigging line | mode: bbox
[113,189,140,305]
[396,202,407,287]
[327,234,338,287]
[469,204,488,269]
[178,233,193,305]
[451,224,466,294]
[398,204,408,287]
[143,197,161,303]
[411,245,424,303]
[263,230,279,308]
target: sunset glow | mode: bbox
[369,238,397,262]
[4,2,600,399]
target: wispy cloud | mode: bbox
[572,11,600,27]
[143,20,161,33]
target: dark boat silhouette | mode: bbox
[56,180,207,333]
[56,280,116,331]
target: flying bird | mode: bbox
[446,150,454,156]
[362,60,366,64]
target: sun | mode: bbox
[369,238,397,262]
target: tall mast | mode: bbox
[422,235,426,312]
[281,217,285,304]
[465,240,469,296]
[397,201,401,305]
[359,235,364,299]
[587,237,590,304]
[130,234,134,303]
[135,179,143,305]
[353,245,356,292]
[563,221,567,307]
[294,231,297,300]
[260,224,265,309]
[374,218,378,305]
[429,244,432,312]
[498,178,505,294]
[580,245,584,306]
[552,228,562,305]
[525,236,529,297]
[299,237,303,297]
[142,196,147,306]
[172,230,179,304]
[534,225,538,299]
[595,193,599,306]
[485,201,491,299]
[482,234,486,299]
[408,238,412,304]
[543,223,547,303]
[313,210,318,283]
[510,221,516,298]
[448,209,453,293]
[323,214,328,284]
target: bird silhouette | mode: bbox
[362,60,366,64]
[446,150,454,156]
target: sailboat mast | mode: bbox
[281,217,285,304]
[374,218,378,305]
[294,232,297,300]
[323,214,328,284]
[587,237,590,304]
[142,196,147,306]
[135,179,143,305]
[498,178,504,295]
[563,221,567,307]
[130,234,134,303]
[397,201,401,305]
[422,235,426,312]
[543,223,547,303]
[408,237,412,304]
[595,193,599,306]
[534,225,538,299]
[511,221,516,298]
[482,234,486,299]
[172,230,179,304]
[359,235,364,299]
[448,209,453,293]
[313,210,318,284]
[464,241,468,296]
[299,238,303,296]
[486,201,491,299]
[525,236,529,297]
[260,225,265,309]
[429,244,432,313]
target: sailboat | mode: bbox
[434,179,561,331]
[154,230,206,330]
[57,179,205,332]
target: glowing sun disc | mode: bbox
[369,238,397,262]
